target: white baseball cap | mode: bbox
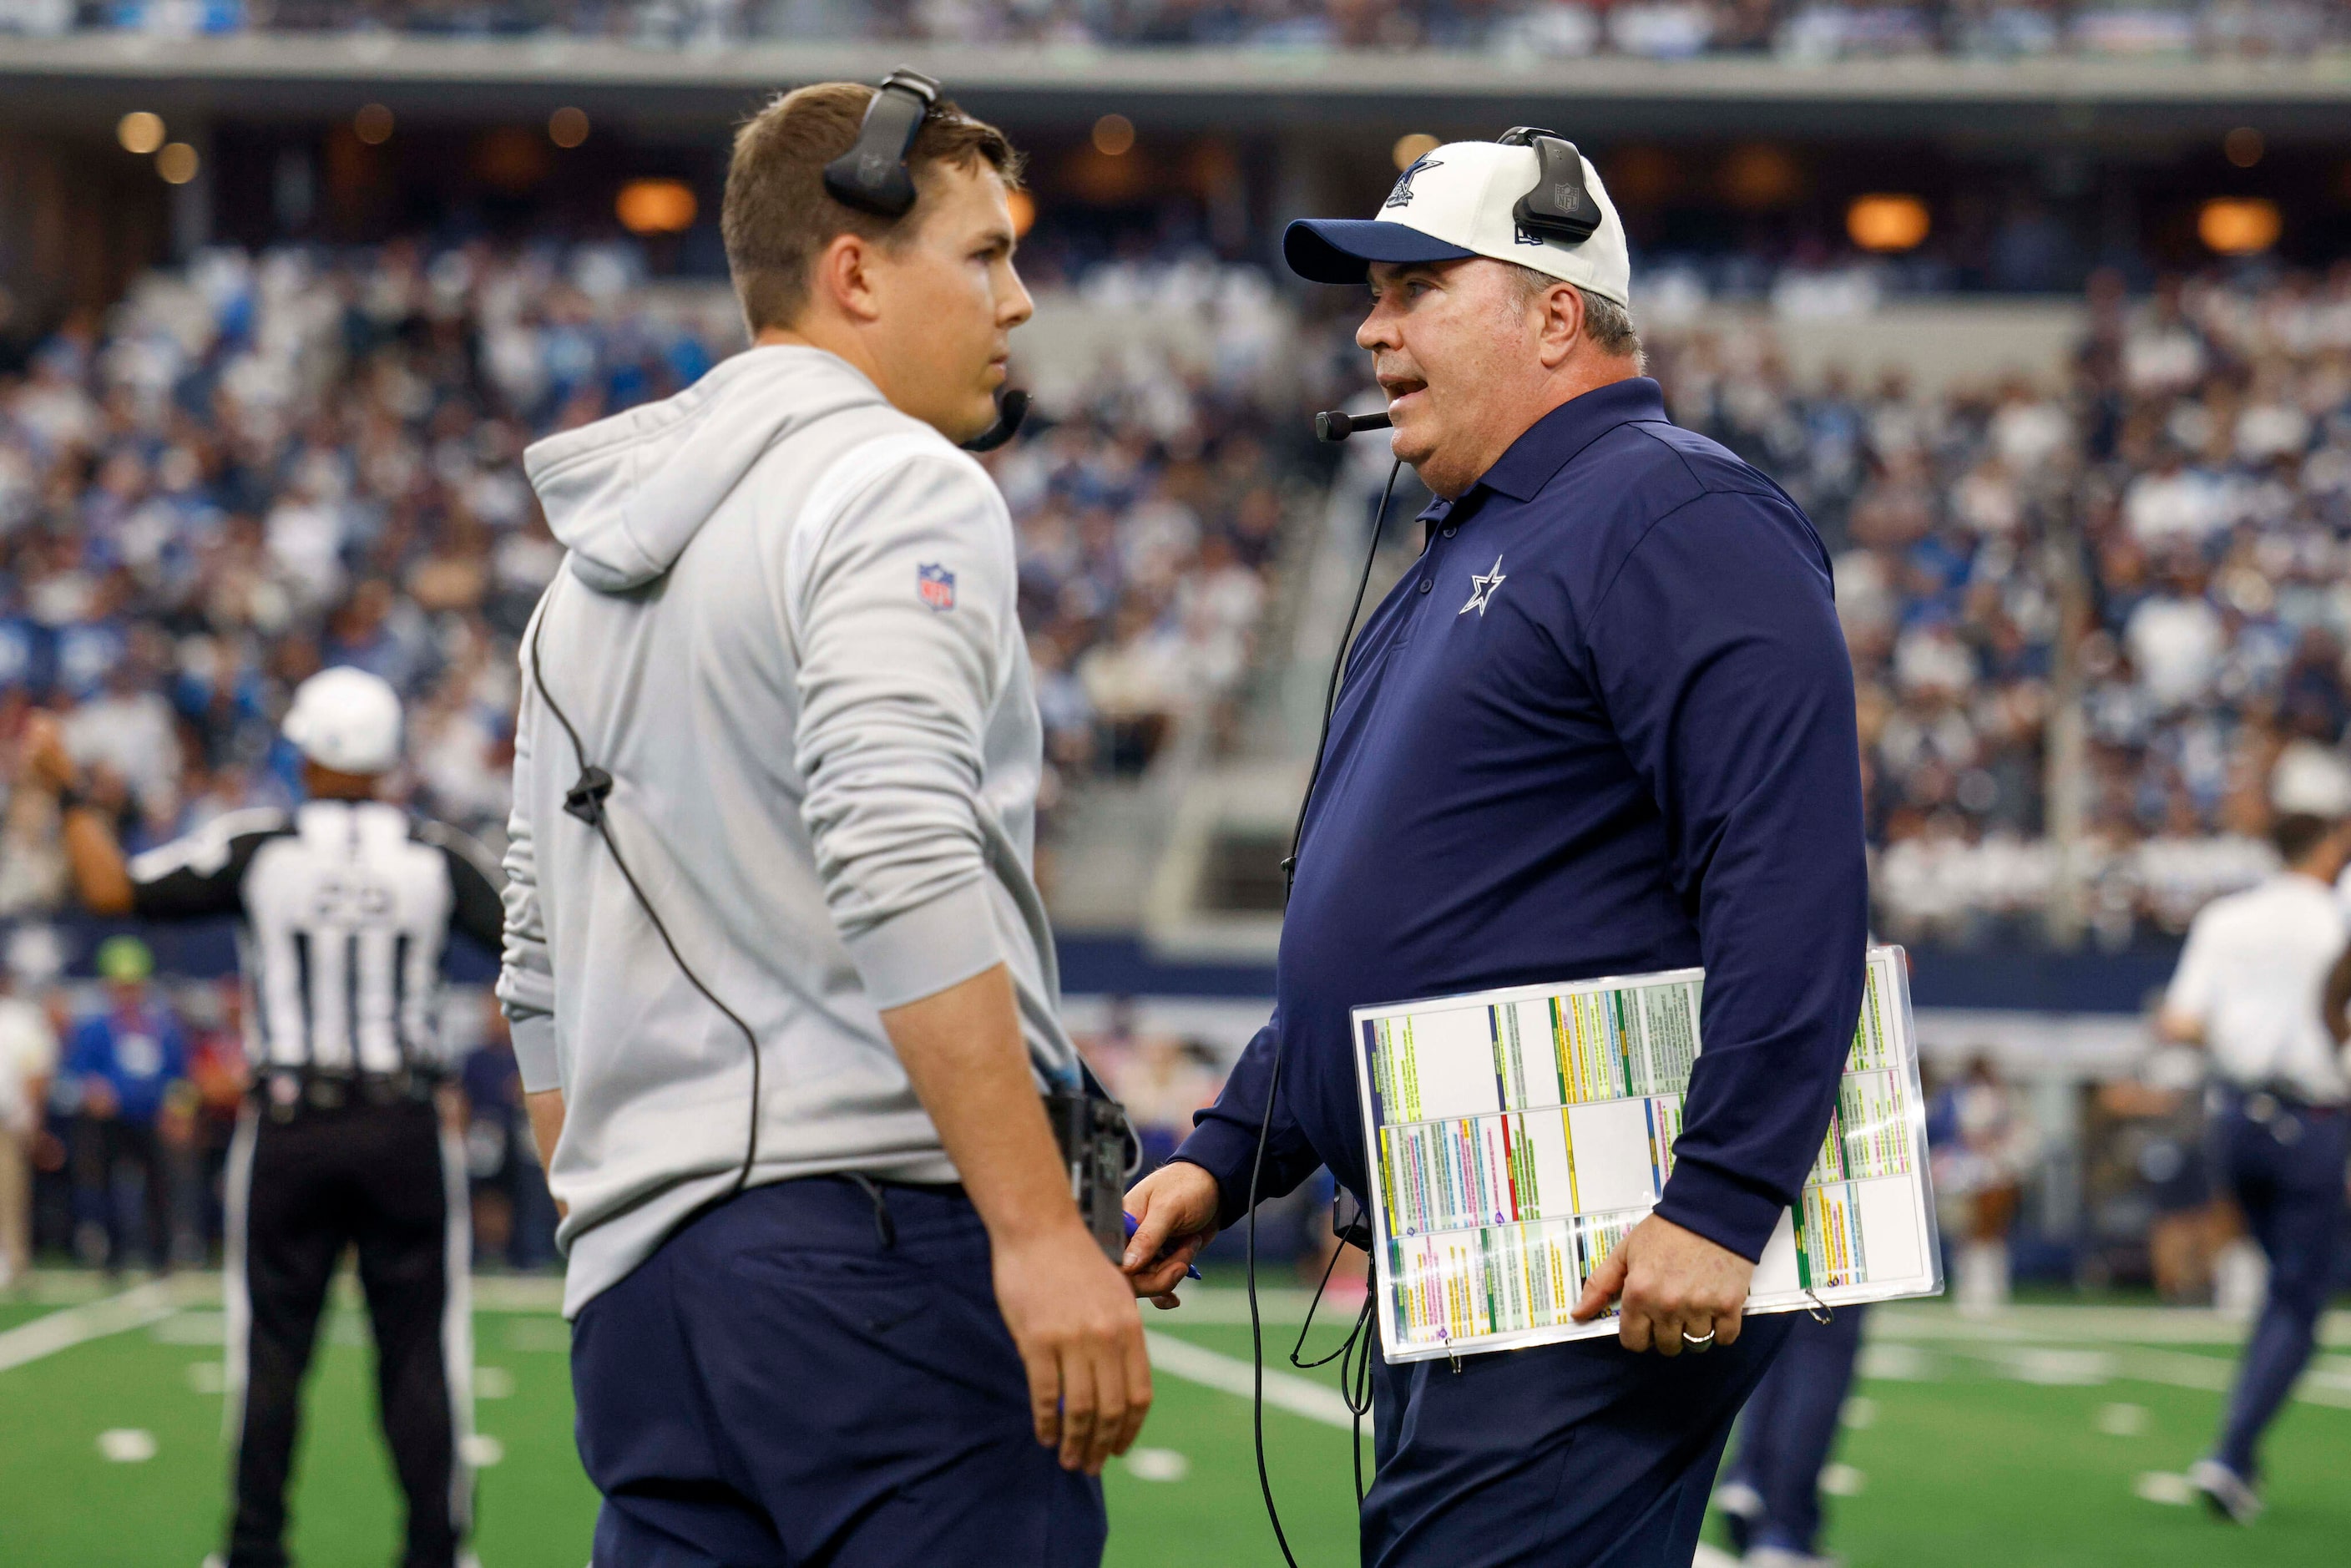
[282,666,403,776]
[1285,134,1631,307]
[2271,737,2351,819]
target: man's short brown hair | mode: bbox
[722,82,1022,334]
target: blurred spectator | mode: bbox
[458,1010,558,1271]
[1928,1052,2039,1314]
[0,963,58,1289]
[64,935,190,1273]
[179,978,251,1248]
[1076,997,1220,1174]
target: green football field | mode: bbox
[3,1274,2348,1567]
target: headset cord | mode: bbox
[526,608,766,1200]
[1249,455,1405,1568]
[1288,1224,1382,1506]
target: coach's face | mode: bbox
[1359,257,1555,500]
[867,161,1034,443]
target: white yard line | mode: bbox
[0,1282,178,1375]
[1143,1330,1360,1431]
[1875,1302,2351,1348]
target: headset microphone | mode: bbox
[962,387,1029,453]
[1314,407,1391,443]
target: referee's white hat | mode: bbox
[1283,136,1631,307]
[283,666,403,776]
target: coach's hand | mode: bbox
[1570,1214,1754,1357]
[1121,1161,1221,1307]
[993,1221,1154,1475]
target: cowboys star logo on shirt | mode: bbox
[1384,155,1443,210]
[917,563,957,612]
[1459,555,1507,617]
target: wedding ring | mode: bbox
[1681,1328,1716,1353]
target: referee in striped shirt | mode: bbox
[25,666,503,1568]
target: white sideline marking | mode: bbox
[1692,1546,1741,1568]
[0,1283,176,1374]
[97,1428,158,1462]
[1819,1462,1866,1497]
[1143,1331,1359,1431]
[2096,1403,2148,1436]
[1124,1447,1191,1483]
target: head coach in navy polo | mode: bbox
[1123,131,1870,1565]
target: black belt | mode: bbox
[253,1066,442,1120]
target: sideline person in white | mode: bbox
[2156,807,2351,1522]
[0,964,58,1290]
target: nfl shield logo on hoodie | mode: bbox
[917,564,957,611]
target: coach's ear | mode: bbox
[1532,278,1588,372]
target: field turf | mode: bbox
[2,1276,2346,1567]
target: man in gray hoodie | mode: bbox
[498,80,1148,1565]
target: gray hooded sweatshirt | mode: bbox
[498,346,1080,1317]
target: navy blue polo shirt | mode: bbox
[1172,377,1868,1262]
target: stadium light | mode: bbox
[1091,114,1135,157]
[1393,133,1440,172]
[2223,127,2263,169]
[549,107,589,149]
[616,178,697,235]
[354,104,394,145]
[1007,188,1036,238]
[1847,194,1931,253]
[156,142,200,185]
[1719,144,1802,210]
[2199,196,2280,255]
[117,112,164,155]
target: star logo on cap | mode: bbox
[1384,156,1443,210]
[1460,555,1507,617]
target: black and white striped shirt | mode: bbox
[128,800,504,1075]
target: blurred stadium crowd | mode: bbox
[9,0,2350,58]
[6,228,2351,1268]
[0,238,1333,1274]
[1654,269,2351,944]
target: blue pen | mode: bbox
[1123,1211,1203,1280]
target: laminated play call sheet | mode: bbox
[1352,945,1941,1363]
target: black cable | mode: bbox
[1249,455,1405,1567]
[525,602,766,1200]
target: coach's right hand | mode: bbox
[1120,1160,1221,1307]
[993,1222,1155,1474]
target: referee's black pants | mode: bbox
[223,1096,473,1568]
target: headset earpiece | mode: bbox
[1496,126,1602,246]
[823,67,943,218]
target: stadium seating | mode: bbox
[14,0,2351,58]
[13,239,2350,948]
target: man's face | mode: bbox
[866,162,1034,443]
[1357,258,1544,499]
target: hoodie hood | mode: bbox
[523,346,887,593]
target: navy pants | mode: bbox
[569,1177,1105,1567]
[1720,1304,1868,1555]
[1363,1313,1791,1566]
[2212,1098,2350,1476]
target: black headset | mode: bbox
[1496,125,1604,245]
[823,67,941,217]
[823,67,1029,452]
